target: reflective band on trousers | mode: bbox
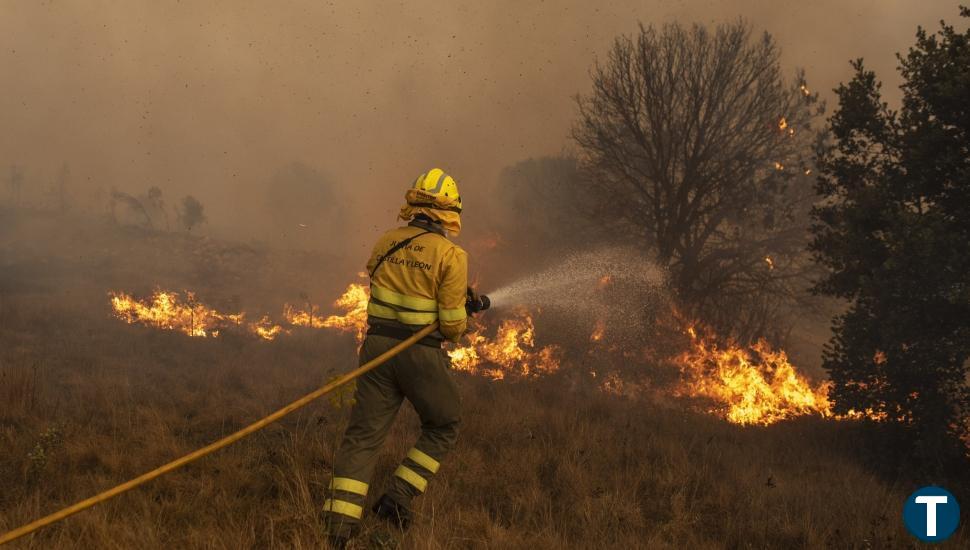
[330,477,368,496]
[323,498,363,519]
[394,465,428,492]
[371,284,437,312]
[407,447,440,473]
[367,302,438,325]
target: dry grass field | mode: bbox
[0,209,965,549]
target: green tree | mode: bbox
[573,20,823,340]
[810,8,970,466]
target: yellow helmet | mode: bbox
[411,168,462,213]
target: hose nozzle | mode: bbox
[465,288,491,315]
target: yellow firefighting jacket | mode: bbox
[365,221,468,342]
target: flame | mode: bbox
[590,318,606,342]
[597,274,611,289]
[676,327,835,425]
[448,312,560,380]
[320,283,370,344]
[774,161,785,171]
[675,325,892,425]
[764,256,774,270]
[283,283,370,344]
[108,289,285,339]
[778,117,788,131]
[108,281,559,381]
[282,303,321,328]
[251,315,285,341]
[800,83,811,96]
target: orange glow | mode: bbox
[590,318,606,342]
[472,233,502,251]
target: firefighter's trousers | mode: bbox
[323,334,461,533]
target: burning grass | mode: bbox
[109,282,371,344]
[674,325,888,426]
[135,274,888,433]
[0,291,943,549]
[109,289,251,339]
[675,326,835,425]
[282,282,370,344]
[109,283,564,382]
[109,282,889,431]
[447,311,561,380]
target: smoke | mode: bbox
[0,1,960,256]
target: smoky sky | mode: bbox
[0,1,961,248]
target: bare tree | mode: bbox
[572,20,823,340]
[146,186,170,230]
[109,189,153,228]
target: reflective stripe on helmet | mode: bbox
[323,498,363,519]
[329,477,368,496]
[394,465,428,492]
[371,284,437,312]
[412,172,427,189]
[430,170,448,193]
[407,448,440,474]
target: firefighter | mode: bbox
[323,168,475,546]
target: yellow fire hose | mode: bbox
[0,322,440,546]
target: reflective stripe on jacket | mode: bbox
[365,224,468,341]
